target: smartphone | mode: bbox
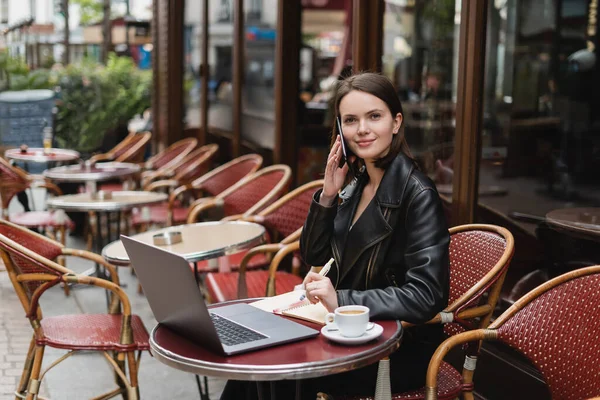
[336,116,348,168]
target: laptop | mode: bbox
[121,235,319,356]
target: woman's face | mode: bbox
[338,90,402,164]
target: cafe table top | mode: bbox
[43,162,140,182]
[46,190,167,212]
[546,207,600,242]
[5,147,80,163]
[150,300,403,381]
[102,221,266,266]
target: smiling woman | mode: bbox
[294,72,451,398]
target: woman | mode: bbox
[299,72,450,398]
[220,72,449,400]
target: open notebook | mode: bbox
[249,290,328,325]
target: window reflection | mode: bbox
[382,0,459,176]
[478,0,600,309]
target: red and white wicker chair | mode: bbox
[424,265,600,400]
[89,132,152,164]
[203,179,324,302]
[141,143,218,190]
[143,137,197,172]
[185,164,293,224]
[132,154,263,228]
[0,219,150,400]
[344,224,515,400]
[0,156,74,246]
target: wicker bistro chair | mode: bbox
[344,224,515,400]
[0,157,74,244]
[0,219,149,400]
[141,144,219,191]
[132,154,263,228]
[89,132,152,164]
[185,164,292,225]
[203,179,324,303]
[424,265,600,400]
[143,137,197,172]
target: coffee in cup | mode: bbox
[325,305,369,337]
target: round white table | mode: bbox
[44,162,141,192]
[102,221,266,267]
[47,191,168,282]
[5,147,80,163]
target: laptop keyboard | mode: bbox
[210,313,268,347]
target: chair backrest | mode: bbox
[0,219,66,306]
[114,132,152,163]
[194,153,263,197]
[491,266,600,400]
[216,165,292,217]
[444,224,514,336]
[0,157,31,213]
[147,137,198,170]
[256,179,324,239]
[91,132,151,163]
[172,143,219,183]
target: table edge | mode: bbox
[149,321,402,381]
[102,221,266,264]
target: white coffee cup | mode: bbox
[325,305,370,338]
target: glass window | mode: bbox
[477,0,600,307]
[183,0,203,129]
[382,0,460,178]
[297,0,351,184]
[204,0,234,133]
[241,0,277,150]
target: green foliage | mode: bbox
[70,0,104,25]
[0,51,152,153]
[54,54,152,152]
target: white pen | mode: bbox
[298,258,334,301]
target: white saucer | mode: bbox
[321,323,384,345]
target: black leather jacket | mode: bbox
[300,152,450,325]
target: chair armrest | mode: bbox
[186,197,221,223]
[281,227,303,245]
[89,153,112,163]
[30,180,63,196]
[61,248,121,288]
[144,179,179,192]
[237,243,287,299]
[424,329,492,400]
[265,241,300,297]
[221,214,245,222]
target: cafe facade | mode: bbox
[151,1,600,397]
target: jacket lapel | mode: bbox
[334,153,416,284]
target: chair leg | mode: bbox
[195,375,210,400]
[25,345,45,400]
[15,337,36,400]
[461,355,477,400]
[125,351,140,400]
[114,352,128,398]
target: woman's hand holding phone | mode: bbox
[320,135,349,206]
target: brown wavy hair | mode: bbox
[332,72,415,176]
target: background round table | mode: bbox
[43,162,140,183]
[102,221,266,266]
[546,207,600,243]
[150,303,402,382]
[5,148,80,163]
[46,191,167,212]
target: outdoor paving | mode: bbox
[0,188,227,400]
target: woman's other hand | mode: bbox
[319,136,349,206]
[304,272,338,312]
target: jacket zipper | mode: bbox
[365,207,391,289]
[332,240,342,289]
